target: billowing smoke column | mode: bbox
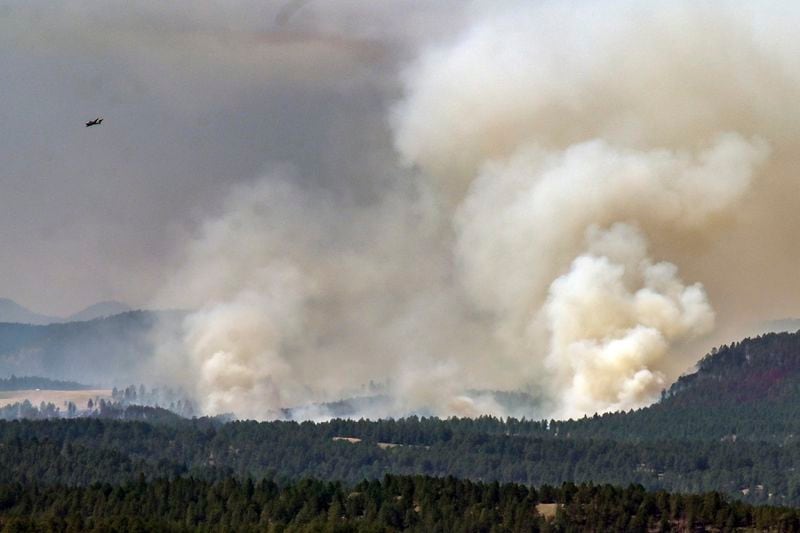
[543,223,715,418]
[160,1,800,420]
[156,176,500,420]
[440,135,766,417]
[392,1,782,417]
[156,181,315,420]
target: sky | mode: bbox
[0,0,467,316]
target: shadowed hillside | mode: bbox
[667,330,800,405]
[0,311,181,385]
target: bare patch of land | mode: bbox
[0,389,112,408]
[332,436,362,444]
[536,503,560,520]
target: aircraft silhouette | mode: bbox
[85,117,103,127]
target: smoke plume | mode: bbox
[159,1,800,420]
[543,223,715,418]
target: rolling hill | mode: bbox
[65,300,132,322]
[0,311,180,385]
[545,329,800,442]
[0,298,60,325]
[0,298,134,325]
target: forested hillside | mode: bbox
[1,330,800,512]
[1,475,798,532]
[0,375,91,391]
[2,415,800,505]
[544,330,800,443]
[0,311,180,383]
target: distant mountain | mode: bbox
[0,298,134,325]
[0,310,184,385]
[0,298,60,325]
[66,301,132,322]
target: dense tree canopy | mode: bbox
[0,415,799,505]
[0,475,798,532]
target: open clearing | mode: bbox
[536,503,560,520]
[0,389,112,408]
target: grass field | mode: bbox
[0,389,112,409]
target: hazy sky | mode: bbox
[0,1,468,315]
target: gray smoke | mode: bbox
[156,1,800,420]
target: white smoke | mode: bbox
[157,1,800,419]
[391,0,788,416]
[155,174,500,419]
[543,223,714,418]
[451,135,766,340]
[154,180,316,419]
[182,271,307,419]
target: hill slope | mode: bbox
[545,329,800,442]
[0,298,134,325]
[0,311,180,385]
[66,300,132,322]
[0,299,60,325]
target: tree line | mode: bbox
[0,475,799,532]
[3,417,800,505]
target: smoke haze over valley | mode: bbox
[4,1,800,421]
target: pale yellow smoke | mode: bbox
[543,224,714,418]
[155,180,317,418]
[156,175,499,418]
[160,1,800,419]
[393,0,800,415]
